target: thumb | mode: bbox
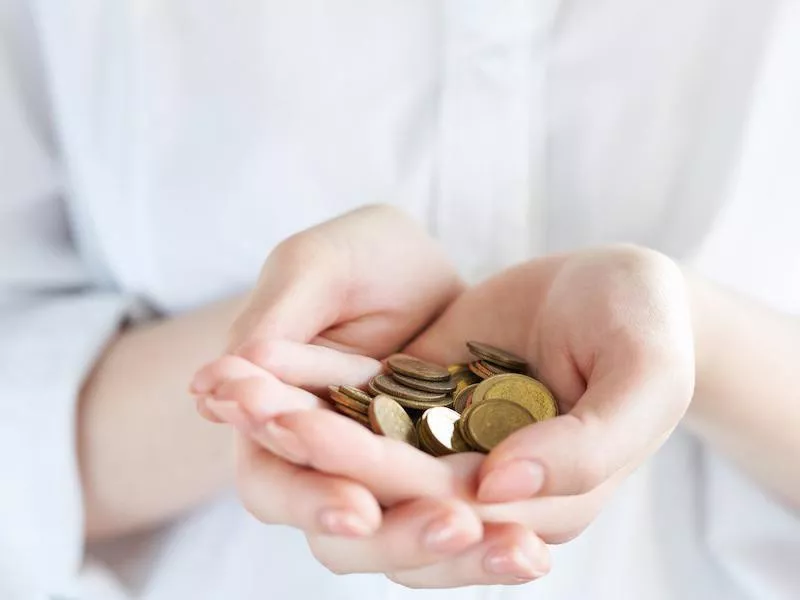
[227,231,348,351]
[403,282,533,367]
[476,359,692,502]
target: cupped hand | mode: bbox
[190,205,551,586]
[406,244,695,504]
[220,243,695,555]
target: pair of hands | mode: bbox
[189,205,695,588]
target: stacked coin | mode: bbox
[327,342,560,455]
[327,384,375,427]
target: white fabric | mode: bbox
[0,0,798,599]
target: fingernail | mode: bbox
[258,420,309,464]
[478,460,545,503]
[205,398,252,432]
[484,546,539,579]
[318,509,373,537]
[423,513,472,554]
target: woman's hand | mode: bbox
[406,244,696,504]
[241,244,695,584]
[191,205,552,586]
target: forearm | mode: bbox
[78,294,248,540]
[685,271,800,507]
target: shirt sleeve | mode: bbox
[0,17,135,600]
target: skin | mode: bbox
[79,204,799,588]
[79,295,247,539]
[190,205,800,587]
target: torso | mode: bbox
[4,1,800,598]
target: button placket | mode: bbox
[436,0,561,284]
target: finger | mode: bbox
[236,437,382,537]
[195,397,224,424]
[473,466,627,544]
[388,523,550,588]
[199,375,325,444]
[236,339,382,392]
[215,373,324,418]
[477,358,692,501]
[191,356,273,425]
[423,452,621,545]
[403,260,557,366]
[228,230,347,348]
[307,497,482,574]
[228,205,463,354]
[190,355,268,396]
[261,409,467,504]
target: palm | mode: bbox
[410,247,694,415]
[407,246,695,496]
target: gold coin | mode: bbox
[370,374,447,403]
[472,373,559,422]
[452,383,477,414]
[452,368,481,394]
[328,386,370,414]
[334,404,372,427]
[415,419,432,454]
[447,363,470,375]
[466,341,528,371]
[339,385,374,404]
[477,360,513,376]
[395,395,454,410]
[416,420,439,456]
[464,399,535,452]
[391,372,456,394]
[468,361,495,380]
[387,354,450,382]
[457,405,480,450]
[450,423,473,453]
[419,407,461,456]
[368,394,419,447]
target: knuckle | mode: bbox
[234,453,283,526]
[238,338,281,371]
[236,476,276,525]
[271,230,333,268]
[543,523,589,545]
[307,539,352,576]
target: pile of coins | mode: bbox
[327,342,560,456]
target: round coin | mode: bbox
[370,374,447,403]
[452,383,478,414]
[391,372,456,394]
[339,385,374,405]
[468,361,495,380]
[394,395,454,410]
[329,388,370,414]
[458,405,480,450]
[419,407,462,456]
[447,363,470,375]
[387,354,450,382]
[416,420,438,456]
[450,423,473,453]
[464,399,535,452]
[477,360,513,376]
[466,341,528,371]
[334,404,372,427]
[452,368,481,394]
[472,373,559,422]
[368,395,419,447]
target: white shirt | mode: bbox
[1,1,799,599]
